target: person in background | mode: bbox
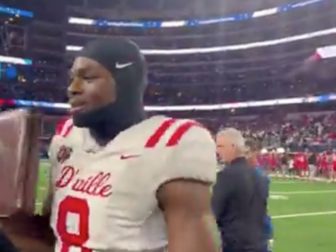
[288,153,295,178]
[308,151,317,181]
[245,139,274,252]
[268,150,277,174]
[332,149,336,182]
[280,152,289,177]
[319,151,328,179]
[293,152,301,178]
[327,150,334,182]
[294,151,308,178]
[303,149,309,178]
[212,128,266,252]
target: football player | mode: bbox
[45,38,219,252]
[332,149,336,182]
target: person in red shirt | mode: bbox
[332,149,336,182]
[325,150,334,182]
[293,152,302,177]
[321,152,329,179]
[294,152,308,178]
[268,149,278,174]
[302,150,309,178]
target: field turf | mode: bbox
[269,179,336,252]
[35,162,336,252]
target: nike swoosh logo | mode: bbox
[120,154,140,160]
[116,62,133,69]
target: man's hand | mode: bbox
[157,180,220,252]
[1,232,53,252]
[0,230,18,252]
[0,212,54,252]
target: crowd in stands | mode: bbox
[0,76,323,105]
[144,79,333,105]
[201,111,336,152]
[0,82,66,102]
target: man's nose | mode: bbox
[68,77,83,97]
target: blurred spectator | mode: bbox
[199,111,336,152]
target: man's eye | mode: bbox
[83,76,96,81]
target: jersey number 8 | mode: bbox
[56,196,92,252]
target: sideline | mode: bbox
[273,210,336,219]
[270,190,336,195]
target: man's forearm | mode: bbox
[168,215,220,252]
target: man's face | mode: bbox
[68,57,116,117]
[216,135,236,163]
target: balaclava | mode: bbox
[73,38,147,136]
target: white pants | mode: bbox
[309,164,317,178]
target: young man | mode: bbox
[47,38,219,252]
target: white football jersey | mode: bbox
[49,116,217,252]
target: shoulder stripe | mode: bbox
[56,118,73,138]
[55,118,67,135]
[166,121,200,147]
[145,118,177,148]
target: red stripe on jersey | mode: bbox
[55,118,68,135]
[62,123,73,137]
[145,118,177,148]
[166,121,200,147]
[55,118,73,138]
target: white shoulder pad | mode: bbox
[48,118,82,166]
[155,121,217,188]
[48,135,60,168]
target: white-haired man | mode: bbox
[212,128,267,252]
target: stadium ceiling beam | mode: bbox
[150,62,300,76]
[148,49,312,67]
[66,5,189,20]
[149,74,302,86]
[66,11,332,41]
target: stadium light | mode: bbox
[4,93,336,111]
[252,7,278,18]
[161,21,187,28]
[66,27,336,55]
[0,5,34,18]
[66,45,84,51]
[68,17,95,25]
[290,0,323,8]
[0,55,32,65]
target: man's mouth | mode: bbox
[69,106,85,115]
[69,101,86,115]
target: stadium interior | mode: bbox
[0,0,336,251]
